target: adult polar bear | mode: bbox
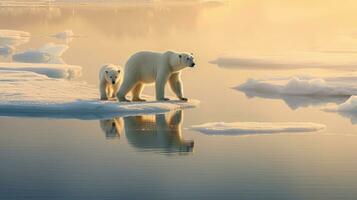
[117,51,195,102]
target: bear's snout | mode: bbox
[112,81,115,84]
[190,63,195,67]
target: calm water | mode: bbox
[1,1,357,199]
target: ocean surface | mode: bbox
[1,1,357,199]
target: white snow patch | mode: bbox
[0,69,199,119]
[0,29,30,47]
[191,122,326,136]
[0,62,81,79]
[211,52,357,70]
[12,43,68,64]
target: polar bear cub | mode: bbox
[117,51,195,102]
[99,64,122,100]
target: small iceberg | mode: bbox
[12,43,68,64]
[191,122,326,136]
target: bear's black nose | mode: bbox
[112,81,115,84]
[191,63,195,67]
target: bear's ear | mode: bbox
[105,71,108,74]
[179,55,182,58]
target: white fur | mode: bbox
[117,51,195,101]
[99,64,122,100]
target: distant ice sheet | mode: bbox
[191,122,326,136]
[12,43,68,64]
[0,62,81,79]
[0,68,198,120]
[0,29,30,47]
[211,52,357,70]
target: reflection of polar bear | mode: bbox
[124,110,194,153]
[99,64,122,100]
[117,51,195,102]
[99,118,123,139]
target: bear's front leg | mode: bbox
[155,74,170,101]
[100,82,108,100]
[169,73,188,101]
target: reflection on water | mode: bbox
[99,110,194,154]
[99,117,123,139]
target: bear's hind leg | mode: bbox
[132,83,146,102]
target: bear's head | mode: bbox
[170,52,196,71]
[105,64,122,85]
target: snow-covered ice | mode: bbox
[0,62,81,79]
[210,52,357,70]
[236,74,357,109]
[0,65,199,120]
[12,43,68,64]
[191,122,326,136]
[237,76,357,97]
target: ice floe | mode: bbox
[0,67,199,120]
[12,43,68,64]
[323,96,357,124]
[237,74,357,109]
[210,52,357,70]
[238,77,357,97]
[191,122,326,136]
[0,62,81,79]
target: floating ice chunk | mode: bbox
[211,52,357,70]
[191,122,326,136]
[237,74,357,109]
[0,70,199,119]
[0,29,30,47]
[12,43,68,64]
[237,76,357,97]
[0,62,81,79]
[324,96,357,114]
